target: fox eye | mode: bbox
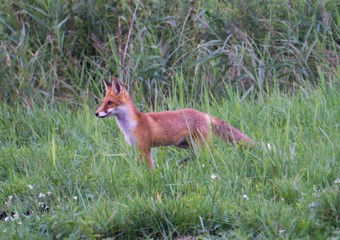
[107,101,113,105]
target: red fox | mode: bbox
[95,78,255,168]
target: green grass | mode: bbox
[0,82,339,239]
[0,0,339,238]
[1,0,339,104]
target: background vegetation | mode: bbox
[0,0,338,105]
[0,0,339,239]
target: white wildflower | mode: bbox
[267,143,272,150]
[12,212,19,220]
[4,216,12,222]
[242,194,250,200]
[210,174,219,180]
[39,193,46,198]
[309,202,319,208]
[47,191,52,197]
[73,196,78,200]
[279,229,286,235]
[333,178,340,184]
[28,185,33,190]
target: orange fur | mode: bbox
[95,78,254,168]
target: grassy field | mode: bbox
[0,79,339,239]
[0,0,339,239]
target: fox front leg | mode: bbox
[138,147,154,169]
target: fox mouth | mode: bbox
[96,114,107,118]
[95,108,116,118]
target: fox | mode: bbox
[95,77,255,168]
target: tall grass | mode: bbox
[0,0,339,105]
[0,74,339,238]
[0,0,339,238]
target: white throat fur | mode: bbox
[114,105,137,147]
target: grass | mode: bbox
[0,80,339,239]
[1,0,339,104]
[0,0,339,238]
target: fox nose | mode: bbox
[95,112,99,117]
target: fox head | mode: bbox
[95,77,130,118]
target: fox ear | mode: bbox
[112,77,124,95]
[103,79,112,92]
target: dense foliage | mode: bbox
[0,1,339,239]
[0,0,339,105]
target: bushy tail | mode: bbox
[211,117,255,146]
